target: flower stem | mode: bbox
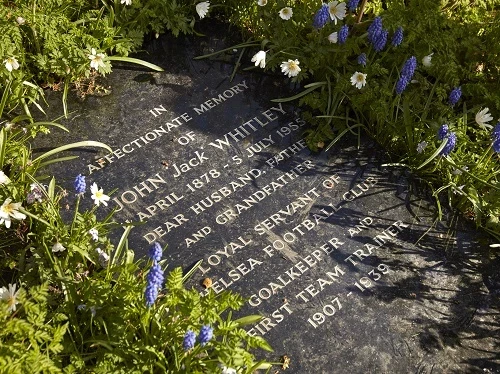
[18,207,51,227]
[356,0,369,23]
[70,195,81,235]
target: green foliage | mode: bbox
[0,284,68,374]
[1,0,499,370]
[0,109,271,371]
[213,0,500,239]
[0,0,201,116]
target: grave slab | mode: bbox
[38,24,500,373]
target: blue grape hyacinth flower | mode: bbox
[438,124,449,140]
[147,263,164,286]
[145,282,159,307]
[313,4,330,29]
[198,325,213,346]
[347,0,360,12]
[74,174,86,194]
[492,123,500,153]
[357,53,367,66]
[392,27,403,47]
[373,29,388,52]
[492,123,500,140]
[148,242,162,262]
[338,25,349,44]
[440,132,457,156]
[183,330,196,350]
[367,17,383,43]
[448,87,462,106]
[395,56,417,94]
[493,138,500,153]
[395,76,410,95]
[145,263,164,307]
[401,56,417,77]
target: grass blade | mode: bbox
[325,123,365,152]
[105,56,164,72]
[271,82,326,103]
[32,141,112,163]
[416,138,447,170]
[193,41,260,59]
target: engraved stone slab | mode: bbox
[39,26,499,373]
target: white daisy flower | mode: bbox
[328,32,338,43]
[475,107,494,130]
[89,228,99,241]
[416,141,428,154]
[422,53,433,67]
[121,0,132,4]
[279,7,293,20]
[52,242,66,253]
[0,171,10,185]
[16,17,25,25]
[0,283,20,313]
[251,50,266,68]
[0,198,26,228]
[4,57,20,72]
[90,183,110,207]
[258,0,267,5]
[280,59,301,78]
[328,1,346,24]
[350,72,367,89]
[88,48,106,71]
[196,1,210,19]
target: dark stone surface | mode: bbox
[37,25,499,373]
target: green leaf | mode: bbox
[416,139,448,170]
[246,361,274,373]
[193,41,260,60]
[167,268,183,290]
[253,336,273,352]
[47,177,56,200]
[271,82,327,103]
[234,315,263,327]
[125,249,135,264]
[0,128,6,169]
[38,156,79,168]
[325,123,366,152]
[105,56,164,72]
[32,141,112,164]
[111,225,133,266]
[182,259,202,283]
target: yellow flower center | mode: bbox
[356,75,364,82]
[95,191,103,198]
[7,296,15,308]
[2,204,13,214]
[289,62,297,70]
